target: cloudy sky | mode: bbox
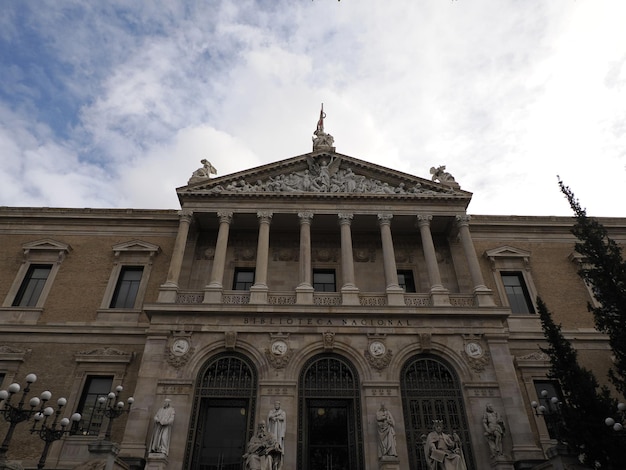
[1,1,625,216]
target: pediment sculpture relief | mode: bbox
[202,156,453,196]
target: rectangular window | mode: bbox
[397,270,416,293]
[12,264,52,307]
[110,266,144,309]
[313,269,336,292]
[73,375,113,436]
[233,268,255,290]
[501,272,535,313]
[533,380,563,440]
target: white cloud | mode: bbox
[1,0,625,216]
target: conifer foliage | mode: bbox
[537,297,623,468]
[559,179,626,397]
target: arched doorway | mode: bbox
[298,353,364,470]
[401,355,474,470]
[185,352,257,470]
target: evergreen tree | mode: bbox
[537,297,624,468]
[559,179,626,397]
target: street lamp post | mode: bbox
[604,402,626,433]
[0,374,53,465]
[532,389,564,441]
[30,398,81,469]
[96,385,134,441]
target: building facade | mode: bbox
[0,128,620,470]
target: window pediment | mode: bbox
[485,246,531,271]
[22,238,71,263]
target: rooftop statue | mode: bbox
[430,165,460,189]
[188,159,217,184]
[312,104,335,151]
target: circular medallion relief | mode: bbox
[171,338,190,356]
[465,342,483,358]
[369,341,386,357]
[271,340,288,356]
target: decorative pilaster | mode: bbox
[204,211,233,304]
[416,214,450,306]
[456,214,495,306]
[250,211,273,304]
[338,213,359,305]
[377,213,404,306]
[158,210,193,302]
[296,212,314,305]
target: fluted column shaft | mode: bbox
[456,215,486,289]
[338,213,356,288]
[298,212,314,287]
[378,214,400,289]
[417,214,450,306]
[416,214,443,289]
[456,214,495,306]
[253,212,273,288]
[207,212,233,287]
[164,210,193,287]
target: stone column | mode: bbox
[456,214,495,306]
[296,211,314,305]
[489,338,545,464]
[378,213,405,306]
[416,214,450,306]
[249,211,272,304]
[158,210,192,302]
[204,211,233,304]
[338,213,359,305]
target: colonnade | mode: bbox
[159,211,494,306]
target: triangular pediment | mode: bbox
[112,240,161,255]
[485,246,531,259]
[178,151,472,205]
[23,239,72,253]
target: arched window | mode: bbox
[401,355,474,470]
[185,353,257,470]
[298,354,364,470]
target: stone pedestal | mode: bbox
[378,455,400,470]
[146,453,169,470]
[249,285,269,304]
[341,286,360,306]
[474,286,496,307]
[157,284,178,303]
[386,286,405,306]
[203,284,223,303]
[489,456,515,470]
[296,284,314,304]
[430,286,450,306]
[87,441,127,470]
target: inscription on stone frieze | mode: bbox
[243,317,413,327]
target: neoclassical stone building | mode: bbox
[0,122,621,470]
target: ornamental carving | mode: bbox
[197,155,457,196]
[322,331,335,350]
[166,333,195,369]
[312,246,339,263]
[516,351,550,362]
[77,347,128,357]
[364,339,393,370]
[265,334,292,369]
[461,336,491,372]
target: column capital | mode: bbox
[180,209,194,222]
[416,214,433,227]
[338,213,354,225]
[377,213,393,226]
[455,214,471,226]
[257,211,273,223]
[298,211,314,223]
[217,211,233,224]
